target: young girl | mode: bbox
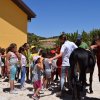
[23,43,30,82]
[18,46,27,90]
[50,50,57,82]
[41,51,54,90]
[32,56,43,100]
[6,43,20,94]
[30,46,38,82]
[43,57,52,89]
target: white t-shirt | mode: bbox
[9,52,18,66]
[20,54,27,67]
[60,40,77,66]
[44,58,51,70]
[33,64,41,81]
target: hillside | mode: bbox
[27,33,58,48]
[28,33,46,40]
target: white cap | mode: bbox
[33,56,41,63]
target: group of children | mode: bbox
[0,34,100,100]
[0,43,61,100]
[32,49,59,99]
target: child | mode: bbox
[44,58,52,89]
[18,46,27,90]
[50,50,57,82]
[6,43,20,94]
[32,56,43,100]
[1,48,6,79]
[30,46,39,82]
[41,51,53,90]
[23,43,31,82]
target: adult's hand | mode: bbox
[90,45,97,50]
[49,58,53,64]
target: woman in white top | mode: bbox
[6,43,20,94]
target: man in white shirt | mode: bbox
[50,33,77,96]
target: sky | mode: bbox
[23,0,100,37]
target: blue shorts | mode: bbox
[10,65,17,80]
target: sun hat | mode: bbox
[31,45,35,49]
[33,56,41,63]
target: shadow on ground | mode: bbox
[27,87,33,91]
[40,81,100,100]
[3,88,10,92]
[27,94,33,98]
[3,78,9,82]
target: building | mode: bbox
[0,0,36,48]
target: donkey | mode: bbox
[69,48,96,100]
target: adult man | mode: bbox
[50,33,77,96]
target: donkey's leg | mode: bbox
[80,69,86,92]
[89,71,93,93]
[76,81,81,100]
[79,72,84,91]
[72,79,77,100]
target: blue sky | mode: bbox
[23,0,100,37]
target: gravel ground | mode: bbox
[0,64,100,100]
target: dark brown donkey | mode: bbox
[69,48,96,100]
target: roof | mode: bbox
[12,0,36,21]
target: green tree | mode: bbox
[27,33,41,47]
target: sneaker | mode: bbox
[48,87,53,91]
[20,87,26,91]
[39,90,44,94]
[32,95,39,100]
[41,88,47,91]
[54,78,59,82]
[40,88,47,94]
[10,90,18,94]
[14,88,19,91]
